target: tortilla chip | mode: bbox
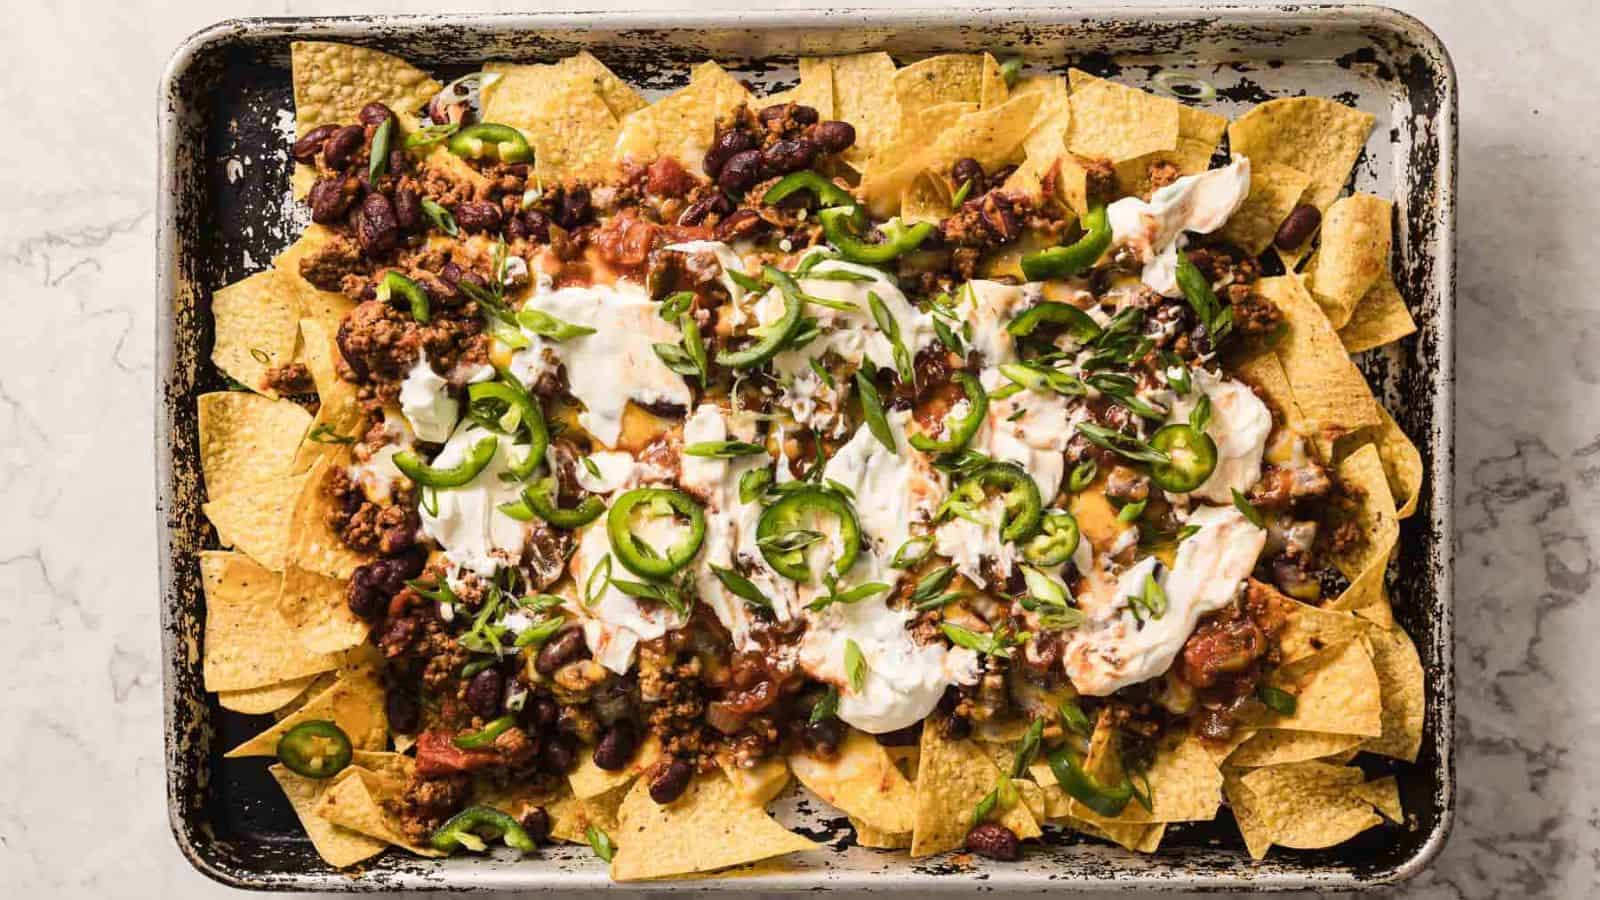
[610,771,817,881]
[1258,639,1383,737]
[277,563,369,654]
[790,729,916,834]
[201,551,341,691]
[1066,69,1180,162]
[766,57,836,120]
[287,454,374,580]
[269,764,388,867]
[291,163,317,199]
[1339,272,1416,353]
[901,171,954,225]
[291,318,365,473]
[850,816,911,849]
[1309,194,1392,328]
[212,271,300,397]
[483,58,624,183]
[1222,775,1276,859]
[273,226,358,330]
[719,755,790,805]
[978,54,1010,109]
[290,42,438,136]
[1354,775,1403,822]
[226,659,387,756]
[1218,162,1313,255]
[219,673,322,715]
[1365,404,1424,519]
[1237,762,1382,849]
[614,62,752,176]
[1260,274,1382,453]
[1361,626,1425,761]
[315,769,443,856]
[1057,812,1166,853]
[1328,547,1394,626]
[1331,443,1401,580]
[931,93,1041,175]
[1227,729,1365,768]
[569,734,661,800]
[999,76,1072,208]
[893,54,986,126]
[857,100,978,214]
[910,716,1041,857]
[828,52,902,169]
[1113,104,1228,199]
[202,472,308,572]
[1275,589,1371,663]
[1227,96,1376,216]
[198,392,311,498]
[1066,718,1223,827]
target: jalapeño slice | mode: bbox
[276,720,353,779]
[606,488,706,578]
[1023,509,1081,566]
[1148,423,1218,493]
[756,487,861,583]
[952,462,1044,543]
[909,371,988,453]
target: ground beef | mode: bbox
[1250,462,1333,510]
[398,772,471,841]
[1144,158,1182,193]
[262,362,313,395]
[1232,285,1283,335]
[337,300,420,382]
[298,232,364,292]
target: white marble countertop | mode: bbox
[3,0,1595,897]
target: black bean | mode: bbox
[452,200,503,233]
[762,138,817,175]
[308,176,358,224]
[357,193,400,257]
[466,668,506,719]
[1274,203,1322,250]
[965,822,1020,860]
[648,757,693,804]
[703,129,758,179]
[519,807,551,843]
[592,722,638,771]
[292,124,339,164]
[322,125,366,170]
[809,120,856,155]
[535,628,587,676]
[385,689,420,734]
[554,186,592,230]
[716,149,766,194]
[358,102,395,128]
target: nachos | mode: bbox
[196,42,1426,879]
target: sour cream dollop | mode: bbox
[417,423,530,577]
[399,351,459,443]
[1164,367,1273,503]
[1107,155,1251,297]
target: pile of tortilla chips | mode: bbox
[193,42,1428,877]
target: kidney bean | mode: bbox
[716,149,766,194]
[346,551,425,620]
[452,200,503,233]
[592,722,637,771]
[951,157,985,192]
[535,627,587,676]
[1274,203,1322,250]
[554,186,592,229]
[703,129,758,179]
[358,102,395,128]
[308,176,359,224]
[714,209,768,242]
[375,615,419,657]
[519,807,552,844]
[648,757,693,804]
[762,138,817,175]
[965,822,1020,860]
[677,193,734,226]
[520,694,559,733]
[392,186,421,231]
[809,120,856,155]
[385,689,421,735]
[322,125,366,170]
[387,148,409,179]
[357,193,400,256]
[539,733,576,774]
[292,124,339,164]
[520,209,553,243]
[465,667,506,719]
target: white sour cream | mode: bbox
[755,259,935,382]
[1164,368,1272,504]
[820,409,946,559]
[348,408,414,504]
[1107,155,1252,297]
[575,451,636,495]
[399,351,459,443]
[567,517,690,674]
[1063,504,1265,695]
[417,423,531,577]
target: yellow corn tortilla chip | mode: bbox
[1364,404,1424,519]
[291,163,317,200]
[1360,625,1425,762]
[273,226,358,331]
[1113,104,1228,199]
[790,729,916,834]
[1025,761,1076,819]
[212,271,300,397]
[554,51,648,119]
[1056,812,1166,853]
[483,58,624,183]
[932,93,1041,175]
[1258,638,1383,737]
[1067,69,1180,162]
[910,716,1041,857]
[550,781,628,844]
[1339,271,1416,353]
[288,454,374,580]
[1275,590,1371,663]
[765,57,836,120]
[1227,729,1365,768]
[1331,443,1400,580]
[978,53,1010,109]
[1260,274,1382,452]
[290,41,439,136]
[351,750,415,783]
[1222,775,1276,859]
[850,816,910,849]
[901,171,954,225]
[1067,719,1223,827]
[1231,348,1312,449]
[718,755,791,805]
[857,100,977,214]
[1354,775,1403,822]
[269,763,387,867]
[277,563,369,654]
[1328,546,1394,626]
[314,768,443,857]
[1237,762,1382,849]
[202,472,308,572]
[220,673,323,715]
[201,551,341,691]
[614,61,752,176]
[611,771,818,881]
[568,734,661,800]
[226,658,387,756]
[999,76,1072,207]
[1227,96,1376,215]
[198,391,311,498]
[893,54,986,127]
[1310,193,1392,328]
[1218,161,1313,255]
[828,52,902,169]
[291,318,365,473]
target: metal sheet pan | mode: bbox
[157,6,1455,891]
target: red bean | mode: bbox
[322,125,365,170]
[1273,204,1322,250]
[291,124,339,164]
[965,823,1020,860]
[703,129,757,179]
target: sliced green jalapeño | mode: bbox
[394,435,498,488]
[606,488,707,578]
[1148,423,1218,493]
[817,207,934,265]
[910,371,988,453]
[1019,205,1112,281]
[275,720,353,779]
[446,122,533,163]
[756,487,861,583]
[1023,509,1080,566]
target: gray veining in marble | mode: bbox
[2,1,1595,897]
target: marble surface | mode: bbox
[2,0,1595,897]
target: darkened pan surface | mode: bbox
[156,6,1455,891]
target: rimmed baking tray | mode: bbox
[157,5,1455,891]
